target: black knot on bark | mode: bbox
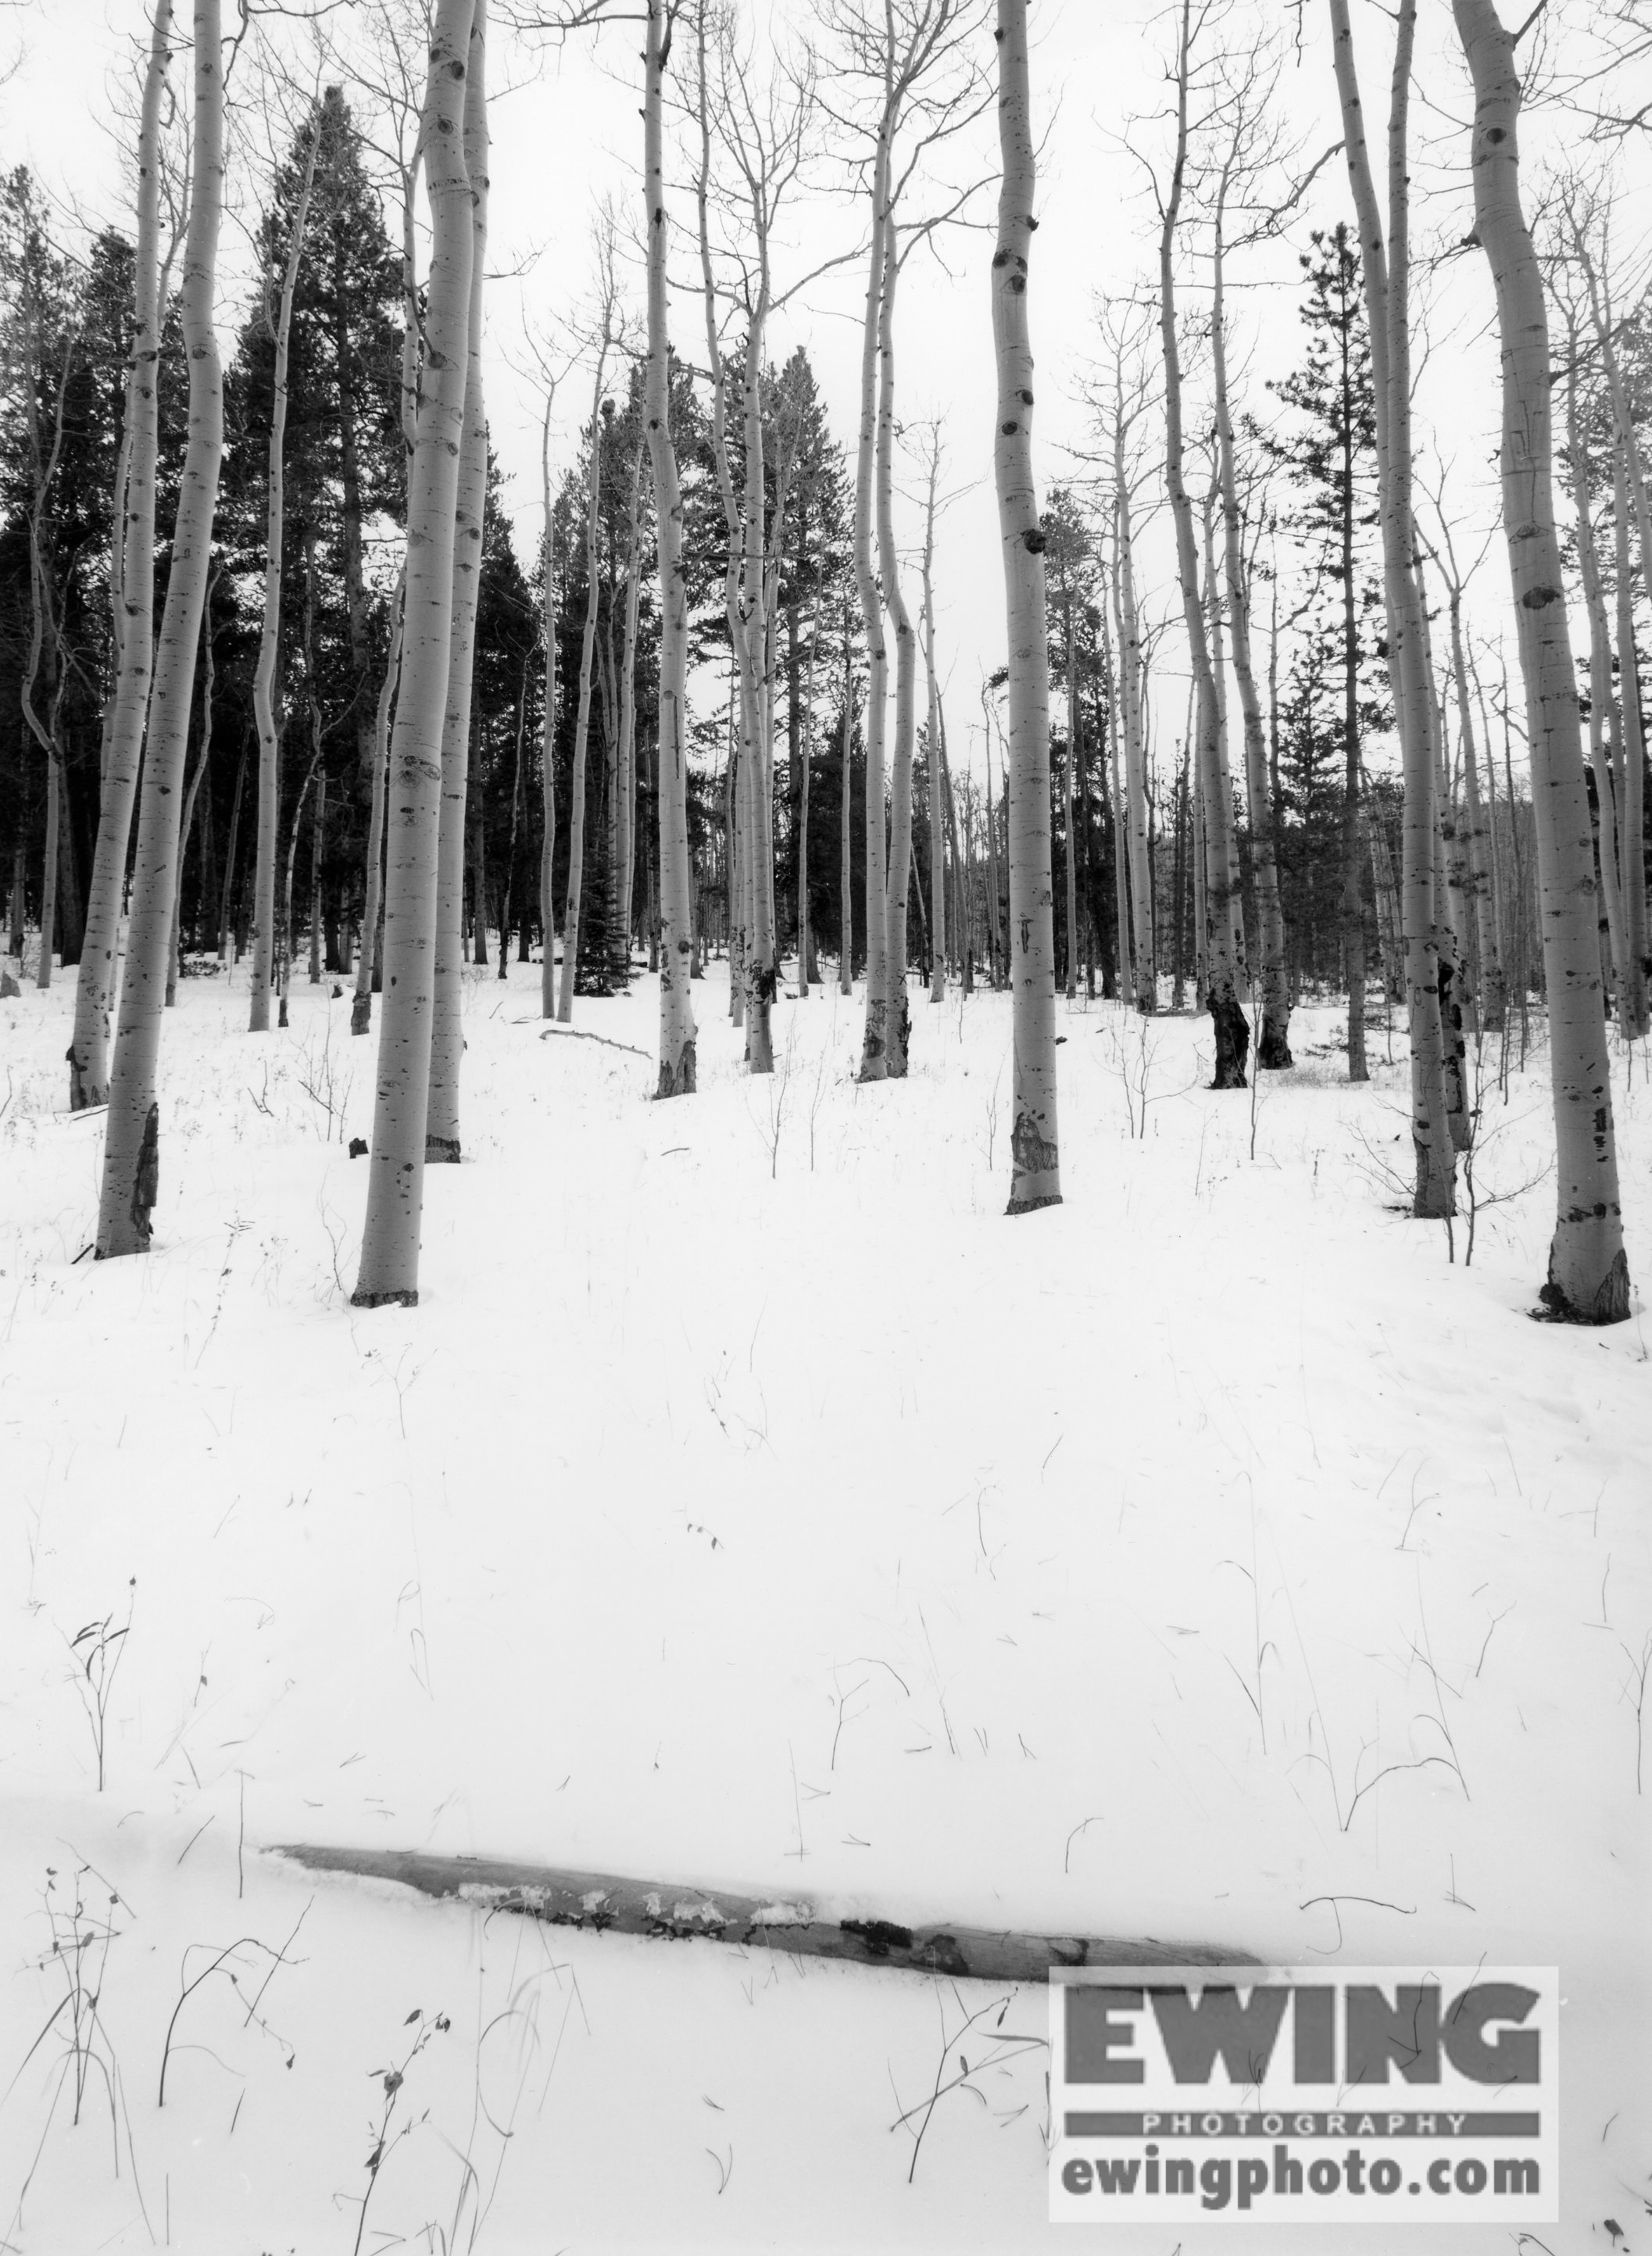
[1001,420,1018,435]
[1023,527,1046,553]
[1519,584,1562,611]
[1010,275,1025,294]
[1486,126,1504,143]
[1019,388,1033,405]
[994,24,1005,38]
[992,248,1009,268]
[450,58,466,77]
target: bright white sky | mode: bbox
[5,0,1650,794]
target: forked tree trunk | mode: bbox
[993,0,1060,1212]
[1328,0,1454,1214]
[351,0,476,1308]
[427,0,489,1159]
[69,0,172,1108]
[1454,0,1630,1324]
[352,565,403,1035]
[248,119,320,1035]
[642,0,697,1095]
[96,0,225,1257]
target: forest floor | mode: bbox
[1,952,1649,2254]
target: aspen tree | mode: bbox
[1454,0,1631,1323]
[641,0,696,1092]
[839,603,854,992]
[167,576,220,1006]
[919,437,946,1003]
[615,447,643,961]
[427,0,490,1155]
[1210,157,1289,1065]
[557,376,610,1024]
[17,267,76,991]
[855,192,892,1079]
[1611,438,1649,1034]
[1562,341,1629,1029]
[538,417,559,1018]
[993,0,1060,1210]
[68,0,172,1108]
[352,0,477,1308]
[1327,0,1453,1213]
[248,116,321,1036]
[95,0,225,1257]
[1429,511,1506,1031]
[352,567,404,1035]
[1160,0,1247,1085]
[878,223,917,1072]
[1106,335,1157,1010]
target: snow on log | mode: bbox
[270,1844,1255,1982]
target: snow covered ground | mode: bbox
[2,953,1648,2254]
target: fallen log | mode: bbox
[270,1844,1255,1982]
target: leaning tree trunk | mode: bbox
[351,0,476,1308]
[1328,0,1454,1215]
[95,0,224,1257]
[878,226,917,1075]
[426,0,489,1160]
[993,0,1061,1212]
[69,0,172,1108]
[1212,213,1289,1067]
[642,0,696,1094]
[352,565,404,1035]
[1160,0,1246,1087]
[1454,0,1630,1324]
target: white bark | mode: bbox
[247,120,320,1035]
[95,0,225,1256]
[351,0,476,1307]
[69,0,172,1107]
[993,0,1060,1212]
[1454,0,1630,1322]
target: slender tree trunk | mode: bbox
[426,0,489,1157]
[167,588,217,1006]
[614,450,642,974]
[309,774,326,984]
[1446,585,1504,1031]
[1161,0,1246,1085]
[643,0,696,1093]
[557,396,606,1025]
[921,484,945,1004]
[352,0,476,1307]
[1566,359,1629,1031]
[247,120,320,1035]
[1212,214,1289,1065]
[856,196,891,1079]
[799,606,815,994]
[878,230,917,1076]
[1611,440,1650,1034]
[839,611,853,993]
[1454,0,1629,1322]
[352,566,403,1034]
[69,0,172,1107]
[985,742,1003,988]
[95,0,225,1254]
[1112,491,1155,1014]
[219,730,246,963]
[994,0,1060,1210]
[1328,0,1454,1214]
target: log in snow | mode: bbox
[272,1843,1253,1982]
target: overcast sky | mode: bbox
[5,0,1650,792]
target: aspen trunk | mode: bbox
[352,0,476,1307]
[247,120,320,1035]
[993,0,1060,1211]
[557,395,606,1025]
[985,744,1003,989]
[921,487,945,1004]
[1328,0,1454,1214]
[538,413,559,1019]
[839,613,853,993]
[878,227,916,1074]
[738,305,776,1074]
[1061,580,1078,1001]
[1454,0,1630,1322]
[352,567,403,1035]
[69,0,172,1108]
[167,592,217,1006]
[642,0,696,1094]
[1161,0,1246,1085]
[1112,487,1155,1011]
[1611,440,1649,1035]
[616,449,643,969]
[95,0,225,1255]
[1446,581,1504,1031]
[219,731,246,963]
[1566,361,1629,1031]
[1212,217,1289,1066]
[427,0,489,1157]
[1416,556,1471,1148]
[799,606,815,995]
[855,195,891,1080]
